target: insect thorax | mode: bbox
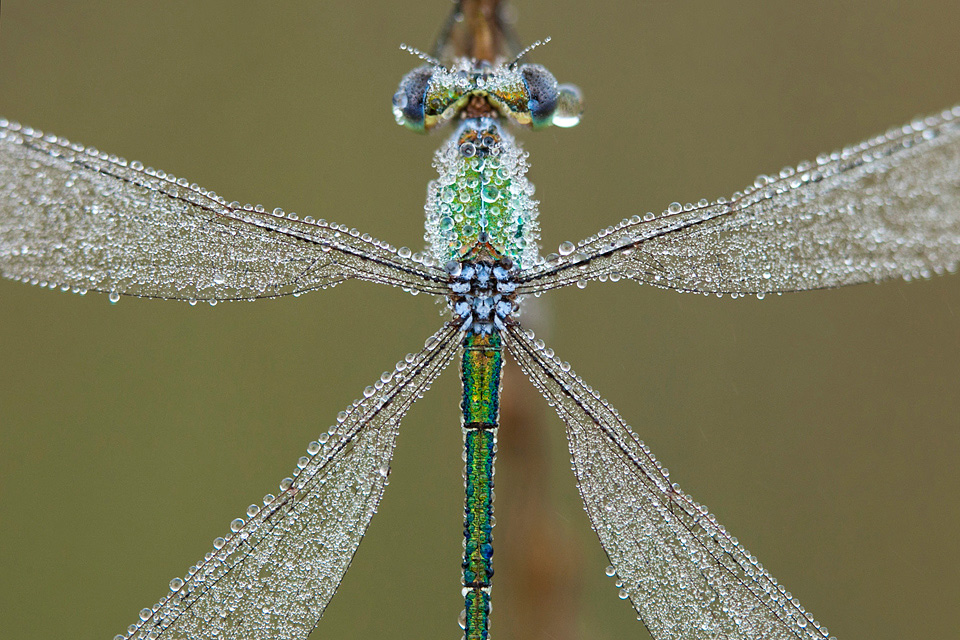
[393,52,582,270]
[392,51,582,334]
[425,119,540,269]
[446,257,518,335]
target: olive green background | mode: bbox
[1,2,958,639]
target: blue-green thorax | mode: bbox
[393,53,582,269]
[425,118,540,269]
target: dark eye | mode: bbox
[392,66,434,131]
[520,64,559,125]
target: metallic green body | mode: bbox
[425,119,540,270]
[460,330,502,640]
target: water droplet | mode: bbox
[558,241,575,256]
[169,577,184,592]
[108,291,120,304]
[481,184,500,203]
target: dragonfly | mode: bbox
[1,1,959,639]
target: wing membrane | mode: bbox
[0,120,449,301]
[518,105,960,296]
[505,323,832,640]
[125,321,461,640]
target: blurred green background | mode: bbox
[1,2,958,639]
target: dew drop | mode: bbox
[480,184,500,203]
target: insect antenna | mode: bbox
[399,43,443,68]
[508,36,551,68]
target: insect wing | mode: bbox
[0,121,449,302]
[504,323,832,640]
[518,106,960,296]
[124,321,461,640]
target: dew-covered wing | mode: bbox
[122,321,460,640]
[505,323,834,640]
[0,120,449,301]
[518,105,960,296]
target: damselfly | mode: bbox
[1,2,959,640]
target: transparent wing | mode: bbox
[518,105,960,296]
[504,323,833,640]
[0,120,449,301]
[123,321,461,640]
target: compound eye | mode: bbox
[520,64,559,126]
[519,64,583,128]
[393,65,434,131]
